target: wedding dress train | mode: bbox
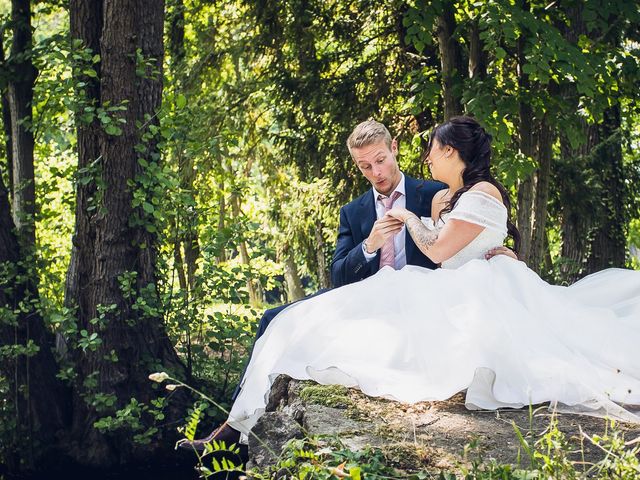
[228,191,640,435]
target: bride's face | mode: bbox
[425,139,451,181]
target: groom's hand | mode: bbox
[365,217,404,253]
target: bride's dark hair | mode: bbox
[424,116,521,253]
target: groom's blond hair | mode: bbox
[347,119,393,157]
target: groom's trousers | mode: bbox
[231,288,330,400]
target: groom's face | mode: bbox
[351,139,401,196]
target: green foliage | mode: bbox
[2,0,640,468]
[93,396,167,445]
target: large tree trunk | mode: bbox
[556,2,594,282]
[556,3,625,281]
[558,122,597,282]
[0,139,70,473]
[67,0,187,467]
[585,105,626,272]
[436,0,464,120]
[7,0,37,250]
[65,0,103,329]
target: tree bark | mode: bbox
[468,18,487,80]
[168,0,200,291]
[314,221,330,289]
[67,0,187,467]
[558,122,597,282]
[282,246,305,302]
[231,192,263,305]
[65,0,103,328]
[0,140,70,473]
[515,0,535,264]
[0,33,14,196]
[585,105,626,272]
[436,0,464,120]
[528,117,553,270]
[556,3,625,281]
[7,0,37,250]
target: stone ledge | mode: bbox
[247,375,640,473]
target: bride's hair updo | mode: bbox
[425,116,521,253]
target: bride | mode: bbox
[227,116,640,438]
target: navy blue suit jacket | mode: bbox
[330,176,446,288]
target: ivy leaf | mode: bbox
[104,124,122,136]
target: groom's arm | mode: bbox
[331,206,371,288]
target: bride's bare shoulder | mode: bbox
[469,182,502,202]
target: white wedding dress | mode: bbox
[228,190,640,436]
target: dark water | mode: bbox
[1,460,203,480]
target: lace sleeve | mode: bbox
[447,191,508,235]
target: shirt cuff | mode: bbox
[362,242,377,261]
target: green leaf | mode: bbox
[350,466,362,480]
[176,94,187,109]
[104,124,122,136]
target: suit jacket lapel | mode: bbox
[359,189,376,243]
[359,189,378,274]
[404,176,420,264]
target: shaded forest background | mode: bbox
[0,0,639,474]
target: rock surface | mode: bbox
[247,375,640,473]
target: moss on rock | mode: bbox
[299,383,353,409]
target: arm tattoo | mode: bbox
[405,216,439,257]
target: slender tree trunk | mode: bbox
[217,179,227,262]
[7,0,37,250]
[468,18,487,80]
[67,0,187,467]
[168,0,200,291]
[0,33,14,196]
[436,0,464,119]
[0,137,70,474]
[231,192,263,305]
[314,221,330,289]
[515,0,535,263]
[281,246,305,302]
[528,118,553,270]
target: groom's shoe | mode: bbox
[177,421,241,452]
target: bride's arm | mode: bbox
[388,209,484,264]
[406,215,484,263]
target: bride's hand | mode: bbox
[385,208,415,223]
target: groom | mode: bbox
[182,119,511,449]
[332,119,444,286]
[244,121,446,394]
[242,120,446,375]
